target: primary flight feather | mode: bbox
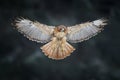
[14,18,107,60]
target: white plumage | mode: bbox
[14,18,107,60]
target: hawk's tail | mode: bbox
[40,41,75,60]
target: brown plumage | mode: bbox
[41,26,75,59]
[13,18,107,60]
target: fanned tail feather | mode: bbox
[41,41,75,60]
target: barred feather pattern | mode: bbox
[14,18,54,43]
[67,19,107,43]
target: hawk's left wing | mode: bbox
[14,18,55,43]
[67,19,107,43]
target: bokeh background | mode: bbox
[0,0,120,80]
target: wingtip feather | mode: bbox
[93,18,108,26]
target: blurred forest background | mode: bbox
[0,0,120,80]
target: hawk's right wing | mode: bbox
[67,19,107,43]
[14,18,55,43]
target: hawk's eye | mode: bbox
[61,28,65,32]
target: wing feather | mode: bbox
[67,19,107,43]
[14,18,55,43]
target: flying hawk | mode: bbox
[14,18,107,60]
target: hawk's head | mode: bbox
[56,25,67,32]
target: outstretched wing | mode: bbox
[67,19,107,43]
[14,18,55,43]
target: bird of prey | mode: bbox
[13,18,107,60]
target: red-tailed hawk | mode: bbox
[14,18,107,60]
